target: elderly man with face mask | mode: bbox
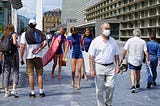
[88,22,120,106]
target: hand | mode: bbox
[32,48,39,54]
[115,66,120,74]
[147,61,151,67]
[20,59,24,65]
[90,70,95,78]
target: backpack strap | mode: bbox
[34,32,40,44]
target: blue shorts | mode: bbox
[128,63,142,71]
[72,52,83,59]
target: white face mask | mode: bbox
[102,30,110,36]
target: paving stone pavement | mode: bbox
[0,41,160,106]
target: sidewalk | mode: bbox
[0,43,160,106]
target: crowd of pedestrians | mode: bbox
[0,19,160,106]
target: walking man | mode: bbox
[89,22,120,106]
[20,19,47,98]
[121,28,150,93]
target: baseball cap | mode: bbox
[28,19,36,25]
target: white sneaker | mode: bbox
[11,90,19,98]
[5,91,11,97]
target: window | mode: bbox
[135,21,140,27]
[124,0,128,4]
[149,8,157,16]
[129,0,134,2]
[143,29,148,36]
[129,13,134,19]
[129,30,133,36]
[122,31,129,36]
[135,3,140,9]
[135,12,140,19]
[149,18,156,26]
[141,20,144,27]
[142,1,148,7]
[144,20,148,27]
[122,23,128,28]
[149,0,157,5]
[123,15,128,20]
[120,8,123,14]
[119,1,122,6]
[124,7,128,13]
[129,5,134,11]
[141,10,148,17]
[129,22,134,28]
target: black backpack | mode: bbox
[0,33,16,55]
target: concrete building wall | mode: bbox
[85,0,160,40]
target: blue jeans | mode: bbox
[146,55,158,83]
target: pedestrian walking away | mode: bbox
[0,24,20,98]
[121,28,150,93]
[51,27,67,79]
[145,34,160,88]
[20,19,47,98]
[63,27,83,90]
[89,22,120,106]
[81,28,94,80]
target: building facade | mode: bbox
[85,0,160,40]
[0,1,11,37]
[17,15,29,34]
[43,9,61,33]
[61,0,98,24]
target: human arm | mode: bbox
[12,33,20,48]
[157,45,160,66]
[89,55,95,77]
[63,40,70,60]
[81,38,86,52]
[144,42,150,66]
[121,49,127,63]
[144,50,150,66]
[20,43,26,65]
[115,55,120,74]
[32,40,47,54]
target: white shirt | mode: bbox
[123,36,147,66]
[89,36,119,64]
[20,32,43,59]
[46,34,52,40]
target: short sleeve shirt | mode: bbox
[67,34,82,54]
[123,36,147,66]
[88,36,119,64]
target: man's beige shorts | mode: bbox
[26,57,43,76]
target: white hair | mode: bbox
[133,28,141,37]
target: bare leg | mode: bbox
[51,55,58,78]
[77,58,83,90]
[136,71,140,85]
[58,54,63,79]
[37,75,43,89]
[28,76,34,90]
[71,59,76,87]
[130,70,135,86]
